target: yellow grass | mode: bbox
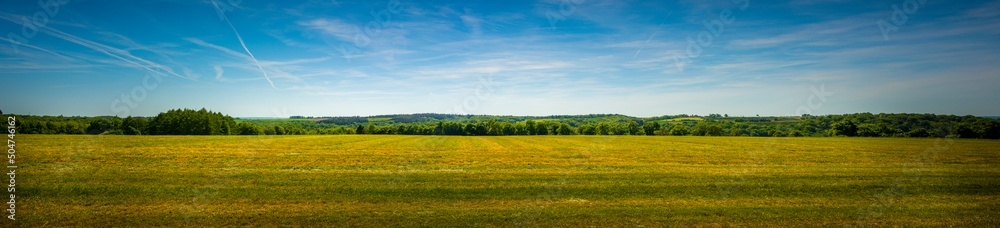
[15,135,1000,226]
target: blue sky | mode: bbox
[1,0,999,117]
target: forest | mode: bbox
[9,108,1000,139]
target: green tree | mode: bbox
[597,122,610,135]
[433,122,444,135]
[578,125,596,135]
[705,125,723,136]
[534,122,549,135]
[669,125,690,136]
[830,120,858,137]
[627,120,640,135]
[148,108,237,135]
[501,122,515,135]
[121,116,148,135]
[906,128,930,138]
[557,123,573,135]
[238,122,264,135]
[643,122,660,136]
[86,118,122,134]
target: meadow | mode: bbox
[17,135,1000,226]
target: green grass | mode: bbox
[17,135,1000,226]
[669,117,704,121]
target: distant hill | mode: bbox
[312,113,640,126]
[11,111,1000,139]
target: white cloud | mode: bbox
[299,18,360,42]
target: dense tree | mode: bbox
[121,116,149,135]
[831,120,858,137]
[148,108,237,135]
[983,120,1000,139]
[485,119,500,135]
[238,122,265,135]
[433,122,444,135]
[705,125,723,136]
[670,125,690,136]
[906,128,930,138]
[856,124,880,137]
[557,123,573,135]
[578,125,596,135]
[14,111,1000,139]
[86,118,122,134]
[534,122,549,135]
[597,122,610,135]
[643,122,660,136]
[501,122,516,135]
[626,120,640,135]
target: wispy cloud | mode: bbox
[0,13,192,80]
[3,0,999,116]
[299,18,358,42]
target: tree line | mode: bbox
[10,109,1000,139]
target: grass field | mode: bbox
[17,135,1000,226]
[665,117,704,121]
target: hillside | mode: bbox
[8,110,1000,139]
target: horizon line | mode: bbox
[7,112,1000,119]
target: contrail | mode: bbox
[632,29,658,59]
[0,36,74,61]
[633,13,670,60]
[211,0,276,89]
[0,13,191,80]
